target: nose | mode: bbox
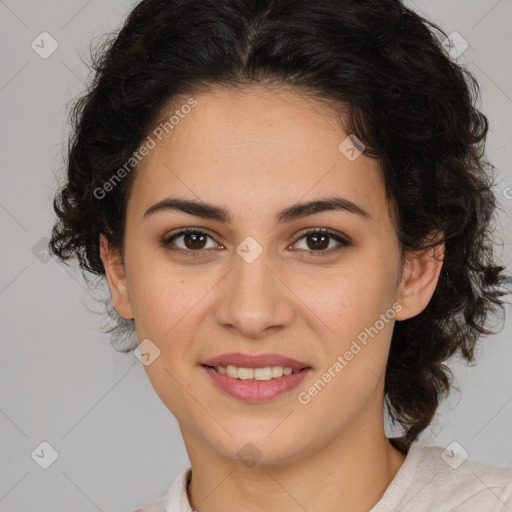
[214,248,294,339]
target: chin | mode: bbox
[211,432,310,467]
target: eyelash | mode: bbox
[160,227,351,259]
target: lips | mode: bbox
[201,352,312,370]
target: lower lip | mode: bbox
[202,366,312,402]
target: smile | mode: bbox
[202,364,312,402]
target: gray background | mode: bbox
[1,0,511,510]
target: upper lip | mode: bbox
[202,352,312,370]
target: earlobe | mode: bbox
[394,233,445,321]
[99,233,134,320]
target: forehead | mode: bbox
[128,85,390,228]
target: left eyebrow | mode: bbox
[143,196,371,223]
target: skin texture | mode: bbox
[100,85,444,512]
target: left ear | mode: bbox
[394,231,445,321]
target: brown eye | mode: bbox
[181,231,208,250]
[161,228,219,255]
[292,228,350,257]
[304,232,330,251]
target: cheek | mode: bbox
[124,246,191,333]
[297,272,397,426]
[131,276,199,341]
[294,259,395,340]
[125,252,226,360]
[126,258,204,414]
[299,261,398,400]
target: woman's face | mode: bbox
[101,85,441,464]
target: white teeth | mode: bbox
[226,365,238,378]
[214,365,299,380]
[272,366,284,378]
[238,367,256,380]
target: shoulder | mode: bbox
[401,442,512,511]
[133,467,191,512]
[133,496,165,512]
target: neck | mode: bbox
[181,414,407,512]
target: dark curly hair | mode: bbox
[49,0,510,446]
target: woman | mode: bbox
[49,0,512,510]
